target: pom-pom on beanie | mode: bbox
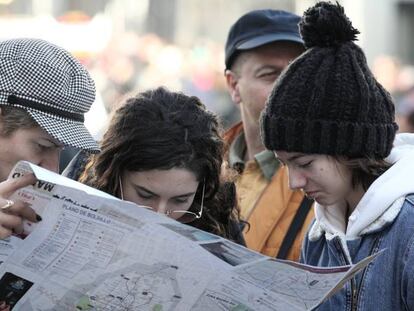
[261,1,398,159]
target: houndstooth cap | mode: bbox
[0,38,100,153]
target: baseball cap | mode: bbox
[0,38,100,153]
[225,9,304,69]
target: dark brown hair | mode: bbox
[337,157,392,191]
[80,87,241,239]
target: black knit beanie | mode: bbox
[261,1,398,159]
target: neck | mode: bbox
[241,120,265,162]
[345,184,366,218]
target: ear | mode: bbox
[225,70,241,105]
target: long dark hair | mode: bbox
[80,87,240,238]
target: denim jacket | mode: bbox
[301,134,414,311]
[302,194,414,311]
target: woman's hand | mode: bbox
[0,174,40,239]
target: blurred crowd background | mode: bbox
[1,0,414,137]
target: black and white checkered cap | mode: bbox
[0,38,100,153]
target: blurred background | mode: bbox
[1,0,414,139]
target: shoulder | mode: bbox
[390,195,414,257]
[397,194,414,221]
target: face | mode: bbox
[226,42,303,128]
[120,168,200,220]
[275,151,355,207]
[0,126,63,181]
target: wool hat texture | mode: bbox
[261,1,398,159]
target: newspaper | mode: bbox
[0,161,381,311]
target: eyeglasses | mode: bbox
[119,176,204,224]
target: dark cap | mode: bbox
[261,2,398,159]
[225,9,304,69]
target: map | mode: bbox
[234,259,348,310]
[41,262,188,311]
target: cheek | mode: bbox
[182,200,194,211]
[9,145,38,162]
[172,198,194,212]
[253,81,274,102]
[310,167,335,191]
[318,167,350,194]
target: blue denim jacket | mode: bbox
[301,194,414,311]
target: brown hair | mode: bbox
[337,157,392,191]
[0,106,38,136]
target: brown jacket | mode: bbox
[224,122,314,261]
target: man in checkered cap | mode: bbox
[0,38,99,238]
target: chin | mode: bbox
[315,196,340,207]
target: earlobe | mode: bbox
[225,70,241,104]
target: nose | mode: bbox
[154,200,170,216]
[288,167,307,190]
[39,149,60,173]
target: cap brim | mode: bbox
[237,33,304,50]
[27,110,100,153]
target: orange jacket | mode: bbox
[224,122,314,261]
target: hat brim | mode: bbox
[27,109,100,153]
[237,33,304,50]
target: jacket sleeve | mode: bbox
[402,232,414,310]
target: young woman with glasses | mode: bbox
[64,87,245,244]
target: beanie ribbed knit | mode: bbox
[261,1,398,159]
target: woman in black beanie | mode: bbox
[261,2,414,310]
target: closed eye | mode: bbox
[136,192,154,200]
[173,196,190,204]
[258,71,280,80]
[298,161,312,168]
[134,187,157,200]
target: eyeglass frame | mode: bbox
[118,175,204,223]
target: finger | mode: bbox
[0,174,37,197]
[0,213,22,231]
[6,201,40,223]
[0,226,12,239]
[12,222,24,236]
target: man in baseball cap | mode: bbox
[0,38,99,238]
[223,10,313,261]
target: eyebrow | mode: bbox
[286,154,307,162]
[134,185,195,198]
